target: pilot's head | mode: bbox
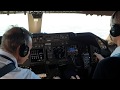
[110,11,120,45]
[1,26,33,64]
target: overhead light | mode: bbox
[31,11,43,22]
[34,18,39,22]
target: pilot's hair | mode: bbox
[111,11,120,25]
[112,11,118,19]
[1,26,32,54]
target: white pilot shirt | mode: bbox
[0,49,41,79]
[110,46,120,57]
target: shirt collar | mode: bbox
[0,49,18,68]
[110,46,120,57]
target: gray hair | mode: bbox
[1,26,32,54]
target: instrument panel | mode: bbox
[22,32,111,79]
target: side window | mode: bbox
[0,13,29,36]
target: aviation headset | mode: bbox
[19,28,29,57]
[110,11,120,37]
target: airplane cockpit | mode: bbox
[0,11,117,79]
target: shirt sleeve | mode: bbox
[26,69,41,79]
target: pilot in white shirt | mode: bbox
[0,49,40,79]
[0,26,41,79]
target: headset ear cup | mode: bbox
[110,28,116,37]
[110,24,120,37]
[19,44,29,57]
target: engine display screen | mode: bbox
[68,47,77,53]
[67,46,78,56]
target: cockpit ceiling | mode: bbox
[0,11,115,16]
[78,11,115,16]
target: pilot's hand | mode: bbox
[70,75,80,79]
[94,52,104,62]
